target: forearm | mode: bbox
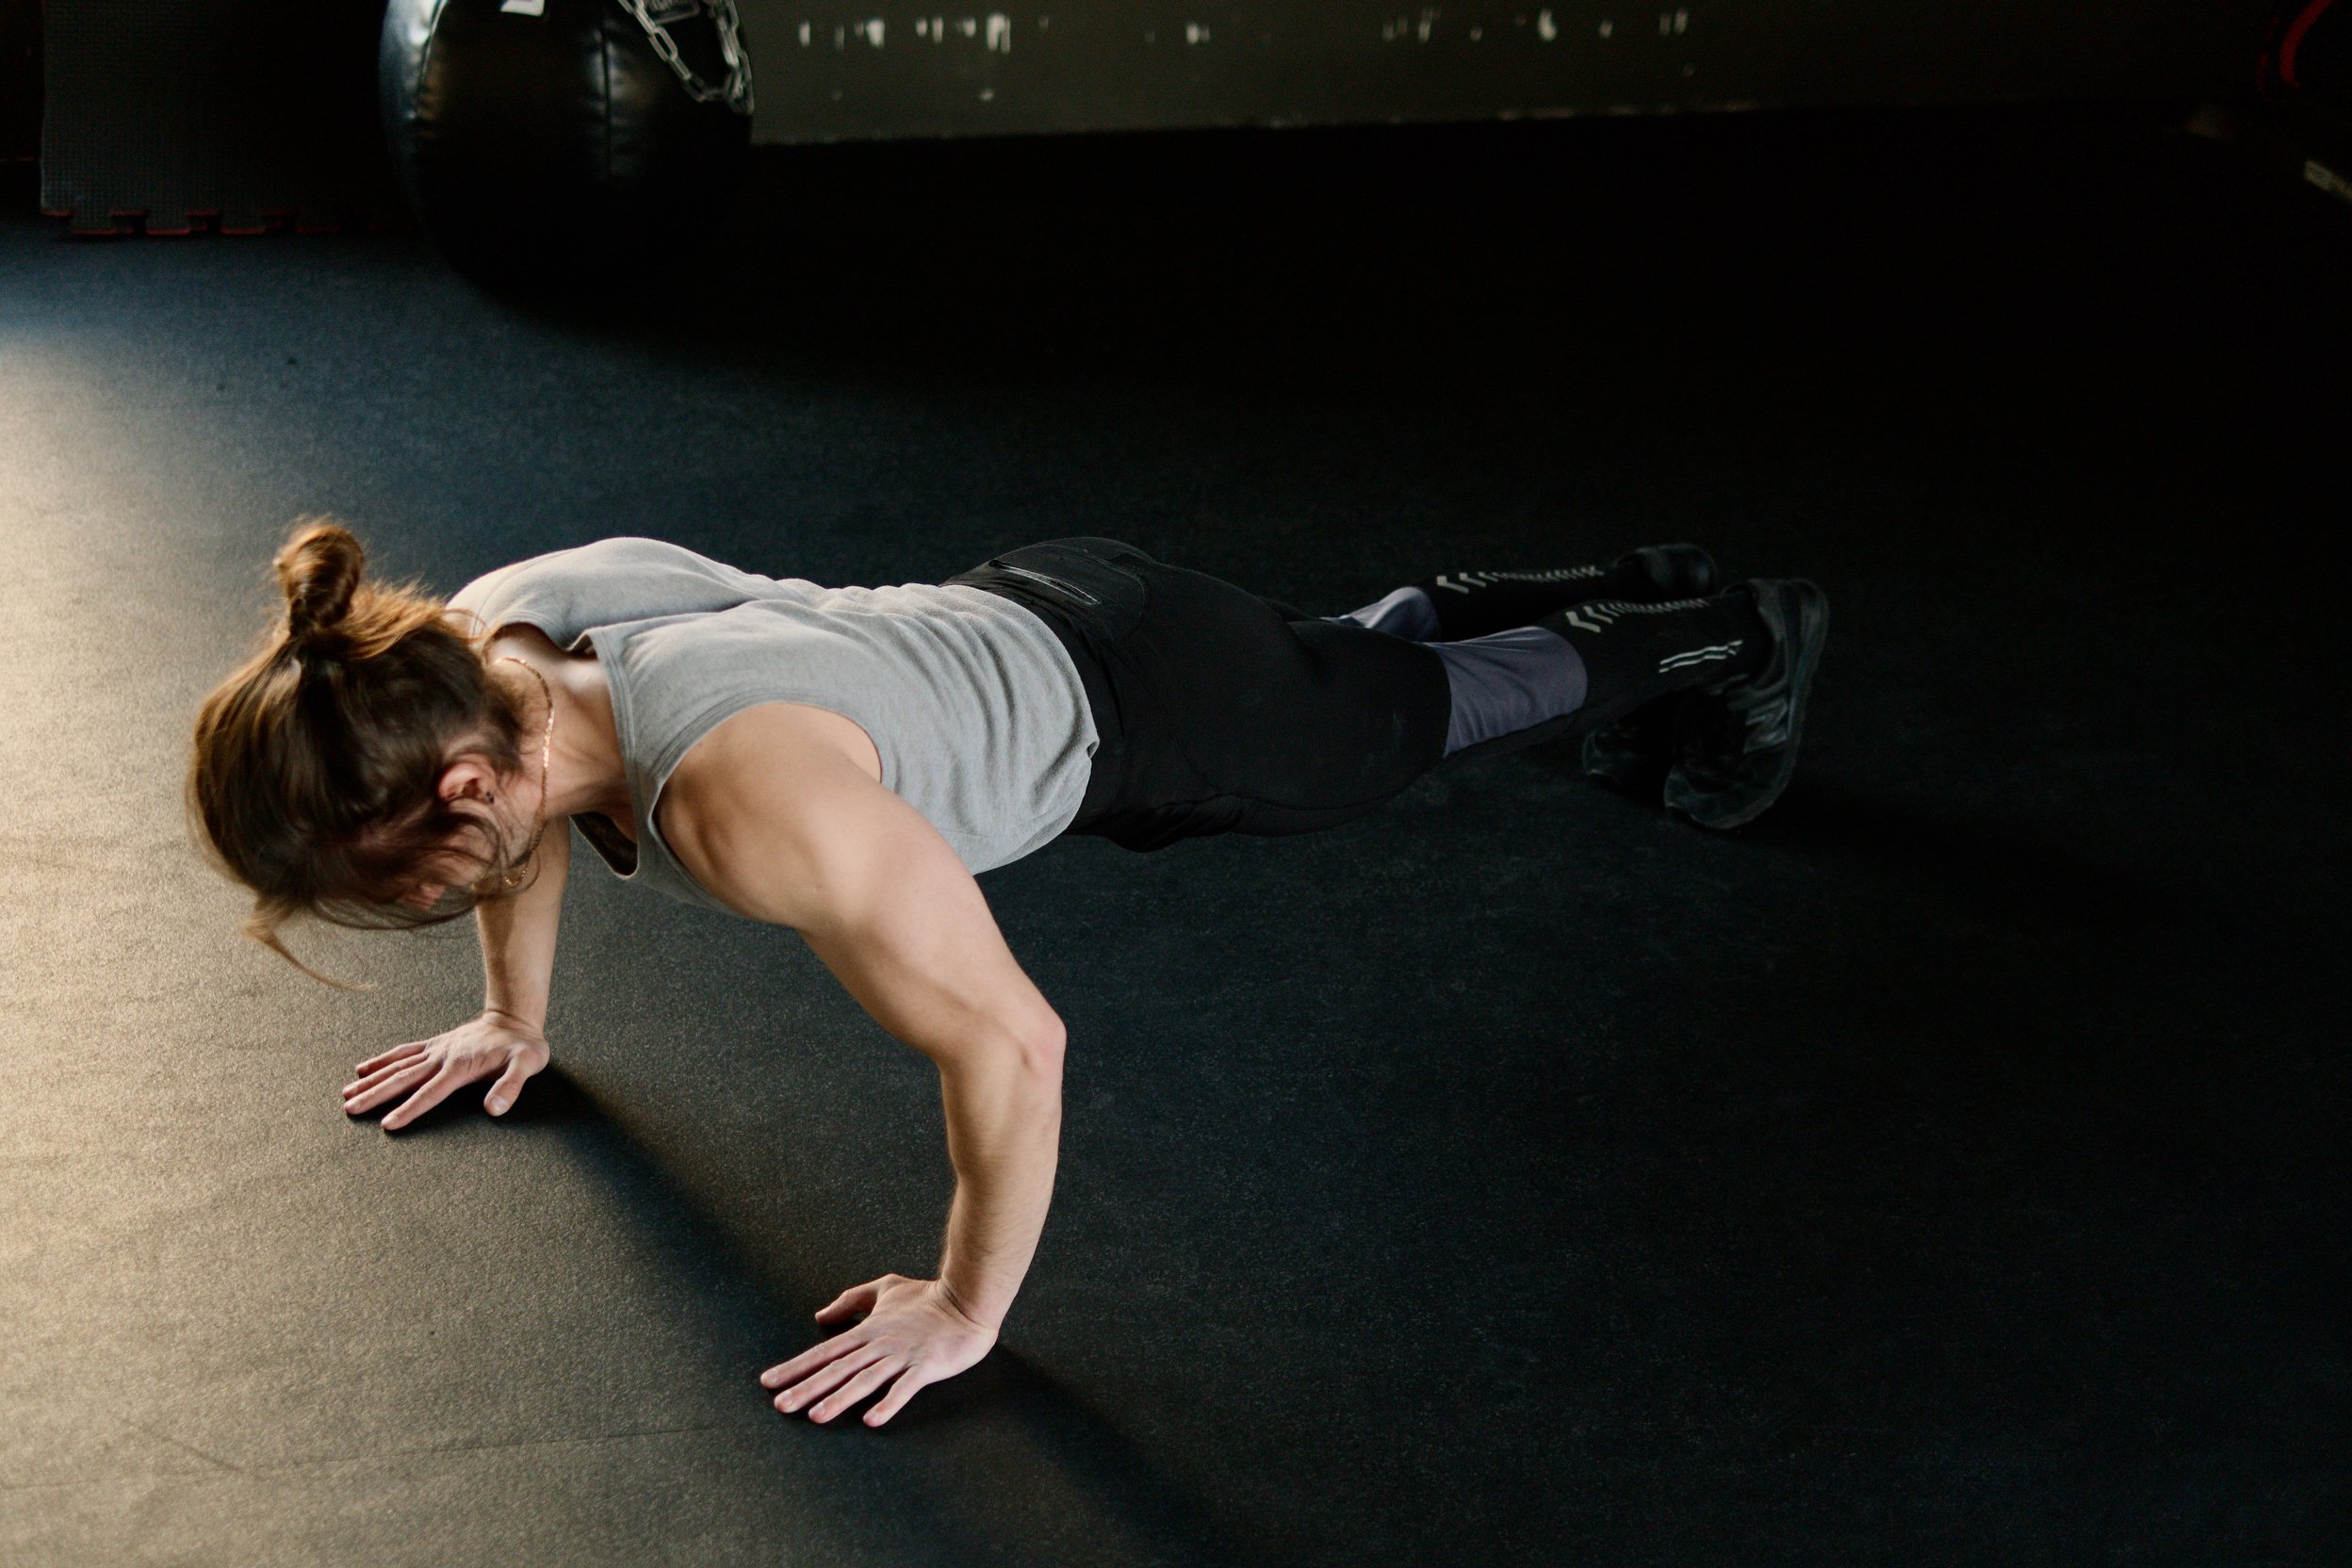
[934,1026,1065,1331]
[475,826,569,1028]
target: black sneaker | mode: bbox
[1578,544,1721,792]
[1616,543,1720,600]
[1660,579,1829,829]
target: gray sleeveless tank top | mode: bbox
[448,537,1099,910]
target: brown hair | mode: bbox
[188,519,527,977]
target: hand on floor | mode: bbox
[760,1274,998,1428]
[341,1012,549,1131]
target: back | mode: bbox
[449,538,1100,907]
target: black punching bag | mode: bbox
[381,0,754,283]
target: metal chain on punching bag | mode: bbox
[612,0,756,114]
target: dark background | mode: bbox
[4,0,2352,1560]
[24,0,2292,229]
[4,98,2350,1563]
[1,0,38,162]
[723,0,2278,142]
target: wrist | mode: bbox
[480,1003,545,1033]
[932,1274,1005,1334]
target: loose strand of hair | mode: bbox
[243,906,376,992]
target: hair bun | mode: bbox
[275,520,366,648]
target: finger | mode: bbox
[762,1327,870,1389]
[813,1281,882,1325]
[809,1356,905,1425]
[354,1040,428,1075]
[779,1348,887,1416]
[482,1054,542,1117]
[343,1060,435,1117]
[381,1063,469,1132]
[354,1040,429,1076]
[863,1363,938,1428]
[343,1054,433,1100]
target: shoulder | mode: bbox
[659,704,956,927]
[450,537,790,643]
[450,537,724,609]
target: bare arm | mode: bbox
[660,704,1066,1425]
[476,821,571,1034]
[341,827,569,1130]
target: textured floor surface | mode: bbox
[2,102,2348,1566]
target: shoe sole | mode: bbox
[1666,579,1829,829]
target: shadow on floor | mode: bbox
[384,1063,1239,1564]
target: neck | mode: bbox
[496,639,630,824]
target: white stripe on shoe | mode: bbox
[1658,640,1744,672]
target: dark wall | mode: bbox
[34,0,2280,230]
[1,0,38,162]
[737,0,2278,143]
[41,0,390,231]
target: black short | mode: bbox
[946,538,1452,853]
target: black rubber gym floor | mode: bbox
[3,101,2347,1565]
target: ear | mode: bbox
[436,754,501,807]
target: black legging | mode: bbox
[946,538,1453,852]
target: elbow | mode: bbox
[1017,1012,1067,1082]
[927,1004,1065,1086]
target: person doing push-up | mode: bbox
[188,524,1826,1428]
